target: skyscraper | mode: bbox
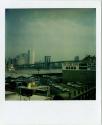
[28,49,35,64]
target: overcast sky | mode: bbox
[5,8,96,62]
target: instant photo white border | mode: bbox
[0,0,101,125]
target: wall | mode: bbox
[62,70,96,85]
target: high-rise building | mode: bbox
[28,49,35,64]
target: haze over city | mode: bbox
[5,8,96,62]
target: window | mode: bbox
[74,67,76,69]
[71,67,73,69]
[66,67,68,69]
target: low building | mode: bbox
[62,61,96,84]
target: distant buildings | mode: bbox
[16,49,35,65]
[74,56,79,61]
[6,53,96,72]
[16,53,28,65]
[6,49,35,66]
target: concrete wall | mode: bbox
[62,70,96,84]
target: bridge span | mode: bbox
[16,69,62,75]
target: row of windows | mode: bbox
[66,66,77,70]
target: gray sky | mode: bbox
[5,8,96,62]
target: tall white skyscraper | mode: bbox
[28,49,35,64]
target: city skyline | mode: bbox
[5,8,96,62]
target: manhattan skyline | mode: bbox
[5,8,96,62]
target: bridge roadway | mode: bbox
[16,69,62,75]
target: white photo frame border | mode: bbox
[0,0,101,125]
